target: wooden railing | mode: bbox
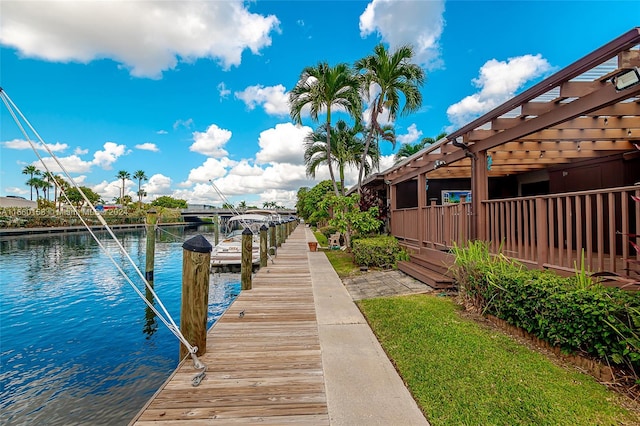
[484,185,640,274]
[390,207,419,244]
[391,185,640,276]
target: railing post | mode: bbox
[241,227,253,290]
[180,235,212,359]
[259,224,268,268]
[535,197,548,267]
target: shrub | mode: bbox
[451,241,640,375]
[352,236,405,268]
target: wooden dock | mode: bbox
[130,225,329,425]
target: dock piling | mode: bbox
[180,235,212,359]
[241,227,253,290]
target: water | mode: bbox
[0,226,240,425]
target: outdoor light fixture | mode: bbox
[433,159,446,169]
[611,67,640,91]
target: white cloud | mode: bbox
[36,155,92,174]
[135,142,159,152]
[255,122,311,165]
[190,124,231,157]
[144,174,173,198]
[93,179,130,201]
[173,118,194,130]
[447,54,553,129]
[397,123,422,145]
[235,84,289,116]
[2,138,68,152]
[359,0,445,69]
[0,1,280,78]
[91,142,130,170]
[74,147,89,155]
[156,130,168,135]
[187,157,236,184]
[217,82,231,100]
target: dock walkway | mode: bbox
[130,225,428,425]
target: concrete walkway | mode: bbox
[306,227,430,425]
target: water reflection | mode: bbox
[0,225,238,425]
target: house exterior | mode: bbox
[375,28,640,289]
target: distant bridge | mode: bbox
[180,206,297,223]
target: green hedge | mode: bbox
[352,236,406,268]
[451,241,640,373]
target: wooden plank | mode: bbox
[130,226,329,425]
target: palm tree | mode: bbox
[304,120,378,196]
[133,170,148,206]
[394,132,447,164]
[355,44,425,191]
[42,171,56,201]
[27,177,46,200]
[116,170,130,206]
[53,175,68,210]
[237,200,247,211]
[289,62,362,196]
[22,165,40,200]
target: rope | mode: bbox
[1,88,207,383]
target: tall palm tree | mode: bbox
[53,175,68,210]
[355,44,425,191]
[22,165,40,200]
[27,177,46,200]
[42,171,56,201]
[394,132,447,164]
[116,170,130,205]
[133,170,147,206]
[304,120,378,196]
[289,62,362,196]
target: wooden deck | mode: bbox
[130,225,329,425]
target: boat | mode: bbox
[210,210,281,271]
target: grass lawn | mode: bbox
[358,294,640,426]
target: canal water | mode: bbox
[0,225,240,425]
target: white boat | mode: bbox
[210,210,280,270]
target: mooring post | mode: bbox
[214,214,219,246]
[145,209,157,285]
[277,221,283,247]
[241,227,253,290]
[180,235,212,360]
[269,221,276,257]
[259,224,268,267]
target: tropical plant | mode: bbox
[151,196,188,209]
[394,132,447,163]
[26,177,45,199]
[66,186,101,208]
[304,120,379,196]
[355,43,425,191]
[53,175,68,210]
[22,165,41,200]
[116,170,131,205]
[289,62,362,196]
[296,181,333,226]
[319,193,381,249]
[133,170,147,206]
[222,202,234,210]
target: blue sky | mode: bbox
[1,1,638,208]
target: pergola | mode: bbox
[384,27,640,241]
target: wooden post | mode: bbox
[269,221,277,256]
[145,209,157,284]
[180,235,212,360]
[214,214,219,246]
[276,221,282,247]
[241,227,253,290]
[259,224,268,267]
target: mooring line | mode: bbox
[1,88,207,382]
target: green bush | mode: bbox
[352,236,405,268]
[451,241,640,374]
[318,226,338,240]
